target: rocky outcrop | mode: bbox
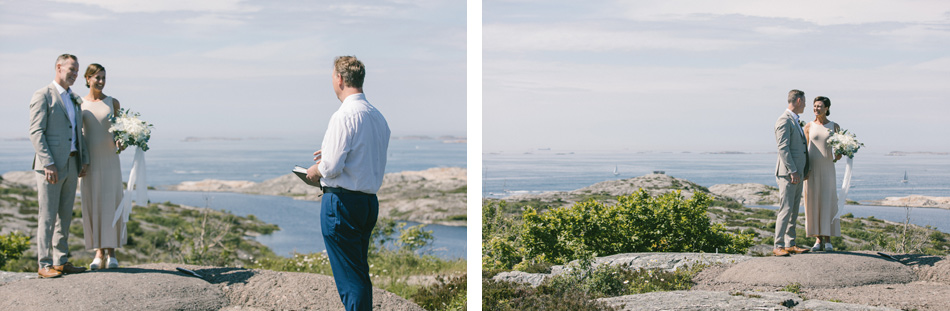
[598,290,899,311]
[504,174,714,207]
[493,252,752,287]
[709,183,780,206]
[0,263,423,311]
[868,195,950,210]
[165,167,467,226]
[495,251,950,310]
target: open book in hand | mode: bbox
[293,165,321,187]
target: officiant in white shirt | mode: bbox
[307,56,390,311]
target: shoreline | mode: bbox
[1,167,468,227]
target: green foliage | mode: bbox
[399,224,435,253]
[0,231,30,269]
[520,190,755,265]
[411,274,467,311]
[781,282,802,294]
[482,279,616,311]
[482,262,705,311]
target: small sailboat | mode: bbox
[901,171,908,183]
[613,165,620,176]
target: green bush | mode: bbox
[520,190,755,265]
[411,274,466,311]
[482,279,616,311]
[0,231,30,269]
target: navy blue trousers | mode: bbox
[321,192,379,311]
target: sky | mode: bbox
[484,0,950,153]
[0,0,466,144]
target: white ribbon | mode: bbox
[114,146,148,241]
[833,156,854,231]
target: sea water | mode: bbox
[484,150,950,232]
[1,137,467,259]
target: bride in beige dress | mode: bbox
[80,63,126,269]
[803,96,842,251]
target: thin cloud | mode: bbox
[50,0,260,13]
[167,13,247,27]
[616,0,950,25]
[48,11,106,22]
[485,23,748,52]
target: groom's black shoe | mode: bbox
[785,246,811,254]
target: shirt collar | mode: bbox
[785,108,799,122]
[52,80,70,96]
[341,93,365,105]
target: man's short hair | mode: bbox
[334,56,365,88]
[788,89,804,104]
[56,54,77,67]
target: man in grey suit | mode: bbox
[29,54,89,278]
[773,89,811,257]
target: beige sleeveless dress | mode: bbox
[80,96,126,249]
[803,120,840,237]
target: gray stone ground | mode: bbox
[494,251,950,311]
[0,263,423,311]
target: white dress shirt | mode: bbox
[318,93,391,194]
[786,108,803,137]
[52,81,78,153]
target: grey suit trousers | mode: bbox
[35,154,79,268]
[774,175,803,248]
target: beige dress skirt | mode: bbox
[80,97,126,249]
[803,121,840,237]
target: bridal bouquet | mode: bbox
[827,128,864,161]
[109,108,153,154]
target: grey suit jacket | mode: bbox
[774,110,808,177]
[29,82,89,172]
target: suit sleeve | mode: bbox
[318,112,353,179]
[775,117,797,175]
[28,89,53,168]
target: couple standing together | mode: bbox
[29,54,126,278]
[773,89,843,257]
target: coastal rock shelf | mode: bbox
[164,167,468,226]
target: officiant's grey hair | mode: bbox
[334,56,365,88]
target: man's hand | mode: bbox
[44,165,59,184]
[789,172,801,184]
[116,140,126,153]
[307,164,323,185]
[835,154,843,162]
[78,164,90,178]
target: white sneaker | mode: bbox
[811,241,823,252]
[90,257,102,270]
[824,243,834,252]
[106,256,119,269]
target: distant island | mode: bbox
[886,151,950,156]
[392,135,466,143]
[182,137,279,142]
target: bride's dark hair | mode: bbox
[84,63,105,88]
[814,96,831,116]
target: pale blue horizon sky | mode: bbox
[0,0,466,144]
[484,0,950,153]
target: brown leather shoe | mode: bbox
[38,266,63,278]
[52,262,87,274]
[785,245,811,254]
[772,248,790,256]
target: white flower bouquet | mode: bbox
[109,108,153,154]
[827,128,864,161]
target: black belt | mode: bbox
[321,186,372,196]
